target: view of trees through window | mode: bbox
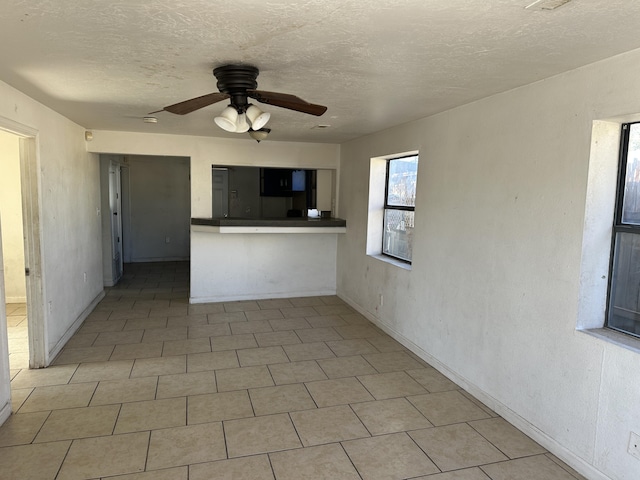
[383,155,418,263]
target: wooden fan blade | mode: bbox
[247,90,327,116]
[149,92,230,115]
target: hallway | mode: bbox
[1,262,586,479]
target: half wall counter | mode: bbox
[190,217,347,303]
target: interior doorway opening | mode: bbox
[0,122,45,371]
[0,130,28,371]
[100,154,191,288]
[0,118,46,427]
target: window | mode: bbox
[382,155,418,263]
[607,122,640,337]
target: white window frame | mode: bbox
[578,118,640,352]
[605,122,640,338]
[366,150,419,270]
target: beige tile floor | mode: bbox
[0,262,588,479]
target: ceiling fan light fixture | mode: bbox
[249,128,271,143]
[214,106,239,132]
[235,113,250,133]
[246,105,270,130]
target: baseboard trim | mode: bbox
[339,292,611,480]
[190,290,337,304]
[131,256,190,263]
[47,290,105,365]
[5,296,27,303]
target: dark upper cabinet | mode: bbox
[260,168,293,197]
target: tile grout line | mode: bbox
[53,439,74,480]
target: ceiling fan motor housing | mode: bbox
[213,65,259,111]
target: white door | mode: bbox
[212,168,229,218]
[109,163,123,283]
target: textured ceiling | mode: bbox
[1,0,640,143]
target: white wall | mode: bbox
[0,130,25,302]
[191,228,339,302]
[0,80,104,366]
[337,49,640,480]
[126,155,190,262]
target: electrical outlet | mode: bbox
[165,236,170,243]
[83,272,87,282]
[629,432,640,460]
[379,294,384,306]
[48,301,52,314]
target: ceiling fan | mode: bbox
[150,64,328,141]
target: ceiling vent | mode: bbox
[525,0,571,10]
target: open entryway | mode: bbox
[0,119,46,422]
[100,154,191,288]
[0,123,45,370]
[0,129,28,371]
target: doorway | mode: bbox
[0,130,28,370]
[0,119,46,376]
[100,154,191,286]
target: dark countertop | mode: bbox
[191,217,347,228]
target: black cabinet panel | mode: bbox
[260,168,293,197]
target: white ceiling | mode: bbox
[2,0,640,143]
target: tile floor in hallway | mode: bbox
[1,262,587,480]
[6,301,29,370]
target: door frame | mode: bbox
[108,161,123,284]
[212,167,229,218]
[0,117,46,368]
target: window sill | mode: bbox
[369,254,412,271]
[580,327,640,354]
